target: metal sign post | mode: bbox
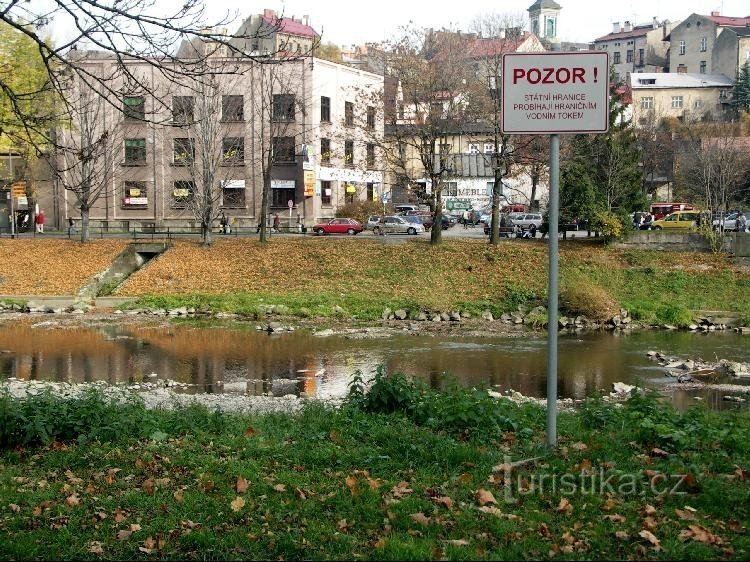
[501,51,609,447]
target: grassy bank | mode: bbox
[1,375,749,560]
[116,239,749,326]
[1,239,748,325]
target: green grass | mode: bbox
[1,377,749,560]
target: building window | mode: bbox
[545,16,555,37]
[626,50,633,63]
[700,37,707,52]
[439,143,452,154]
[272,137,295,162]
[671,96,683,109]
[699,60,706,74]
[640,97,653,110]
[123,96,144,121]
[366,106,376,129]
[677,64,687,73]
[484,143,494,155]
[444,181,458,197]
[272,94,295,121]
[271,182,295,207]
[397,103,405,120]
[679,41,686,55]
[122,181,147,208]
[172,96,194,124]
[222,95,244,121]
[344,140,354,167]
[173,138,194,165]
[366,182,375,201]
[694,99,703,109]
[613,52,621,64]
[320,138,331,165]
[124,138,146,165]
[172,180,194,208]
[321,180,332,205]
[344,101,354,126]
[320,96,331,122]
[397,141,406,162]
[366,143,375,169]
[221,180,245,207]
[637,49,644,66]
[468,143,479,154]
[222,137,244,164]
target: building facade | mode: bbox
[666,12,750,75]
[629,72,734,125]
[231,9,319,56]
[712,26,750,80]
[593,19,673,83]
[49,55,383,230]
[527,0,561,46]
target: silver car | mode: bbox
[511,213,543,229]
[372,215,424,235]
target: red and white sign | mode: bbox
[501,52,609,134]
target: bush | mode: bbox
[560,272,618,320]
[335,200,391,224]
[592,210,624,242]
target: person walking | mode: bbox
[67,216,75,236]
[462,209,470,229]
[35,209,45,234]
[272,213,280,233]
[737,211,747,233]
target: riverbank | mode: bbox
[1,238,748,327]
[1,378,748,560]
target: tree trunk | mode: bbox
[80,207,90,243]
[489,171,503,245]
[259,175,270,244]
[201,220,212,246]
[430,176,442,245]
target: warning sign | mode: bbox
[11,181,26,197]
[501,52,609,134]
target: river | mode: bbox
[1,318,748,409]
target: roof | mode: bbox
[262,15,319,38]
[527,0,562,11]
[726,25,750,37]
[629,73,734,89]
[463,33,533,58]
[593,25,654,43]
[704,14,750,26]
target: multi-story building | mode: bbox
[46,54,383,230]
[527,0,561,46]
[629,72,734,125]
[666,12,750,75]
[593,19,673,83]
[231,9,319,56]
[712,25,750,79]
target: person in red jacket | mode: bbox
[35,209,45,234]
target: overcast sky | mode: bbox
[189,0,748,45]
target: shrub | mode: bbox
[335,200,391,224]
[592,210,624,242]
[560,272,618,320]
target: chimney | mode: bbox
[711,11,720,16]
[302,15,310,26]
[612,22,621,34]
[263,9,276,18]
[624,21,632,32]
[652,16,658,29]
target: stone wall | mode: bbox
[614,231,711,251]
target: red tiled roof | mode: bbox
[593,25,652,43]
[705,14,750,26]
[463,33,532,59]
[262,15,319,38]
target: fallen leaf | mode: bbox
[675,508,697,521]
[478,506,518,520]
[679,525,724,545]
[476,489,496,506]
[142,478,155,495]
[639,530,661,550]
[642,504,657,516]
[130,523,142,532]
[556,498,573,515]
[571,442,588,451]
[615,531,629,540]
[345,475,359,496]
[444,539,470,546]
[605,514,626,523]
[65,494,80,507]
[173,489,184,503]
[578,458,592,472]
[230,497,245,512]
[433,496,454,509]
[410,512,431,526]
[114,508,127,523]
[88,541,104,554]
[651,447,669,458]
[391,481,413,498]
[9,504,20,513]
[273,483,286,493]
[243,426,256,437]
[366,477,381,490]
[236,476,249,494]
[337,519,350,532]
[538,522,551,537]
[643,517,658,531]
[139,536,157,554]
[562,531,575,545]
[116,529,132,540]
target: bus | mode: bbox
[649,202,696,221]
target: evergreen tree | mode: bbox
[560,135,602,225]
[732,61,750,113]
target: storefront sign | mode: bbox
[303,170,315,197]
[271,179,295,189]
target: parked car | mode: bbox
[366,215,383,230]
[649,211,702,231]
[312,218,363,235]
[372,215,424,235]
[713,211,749,232]
[395,204,429,215]
[510,213,543,229]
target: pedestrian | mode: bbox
[462,209,469,229]
[529,223,537,238]
[738,211,747,233]
[35,209,45,234]
[272,213,280,233]
[219,211,227,234]
[67,216,75,236]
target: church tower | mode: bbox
[527,0,561,44]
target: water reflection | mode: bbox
[0,319,748,408]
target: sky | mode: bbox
[185,0,750,46]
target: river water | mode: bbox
[1,318,748,409]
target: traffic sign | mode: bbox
[287,199,294,209]
[501,52,609,134]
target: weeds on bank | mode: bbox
[0,376,749,559]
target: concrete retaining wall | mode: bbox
[614,231,712,251]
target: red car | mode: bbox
[312,218,363,235]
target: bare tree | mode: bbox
[56,74,118,242]
[383,26,479,245]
